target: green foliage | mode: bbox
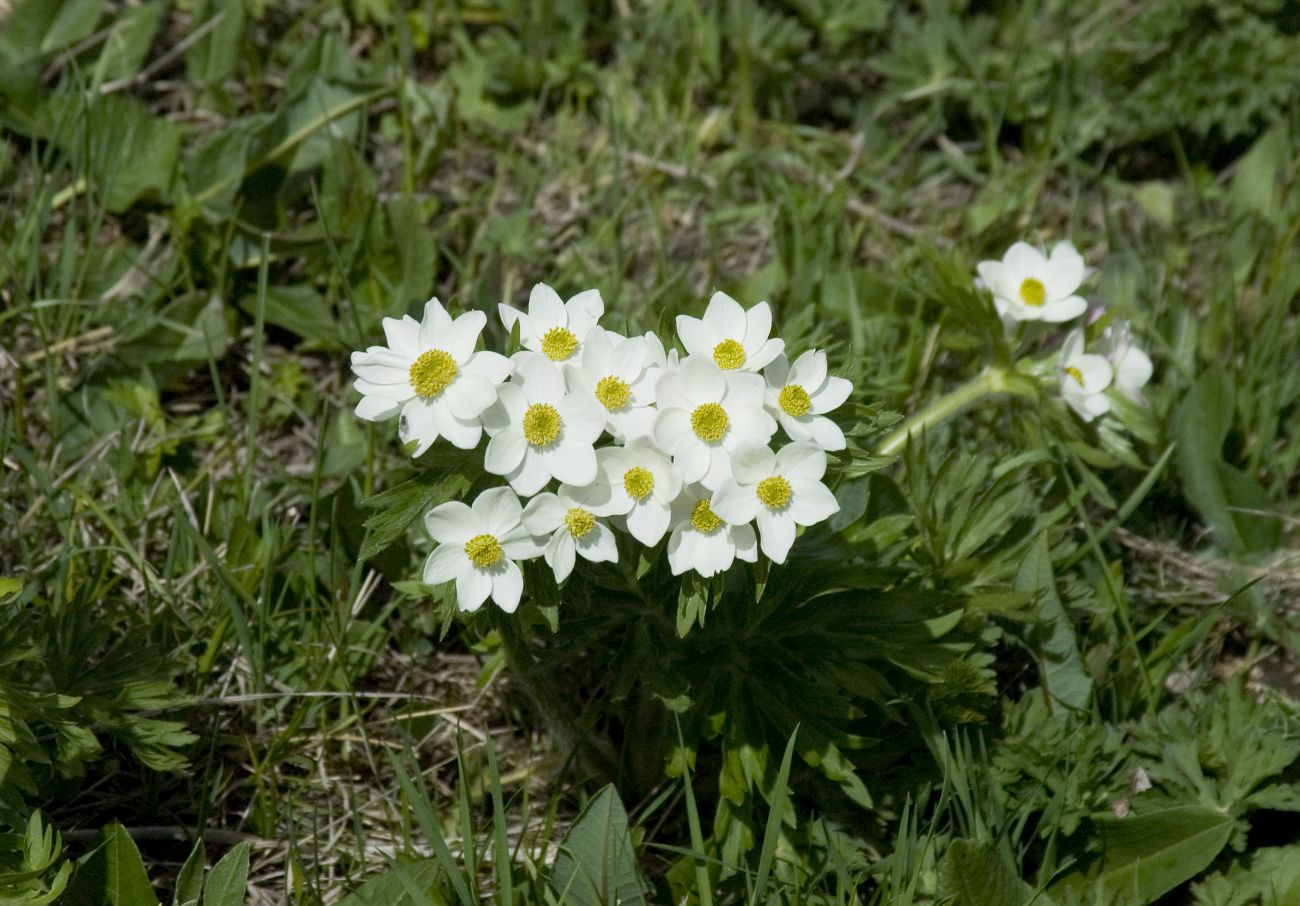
[551,785,649,906]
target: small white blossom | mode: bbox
[1059,329,1113,422]
[499,283,603,365]
[763,350,853,451]
[676,291,784,373]
[422,488,546,613]
[349,298,511,455]
[588,441,682,547]
[1099,323,1154,403]
[710,443,840,564]
[654,358,776,491]
[564,327,659,442]
[482,354,606,495]
[976,241,1088,323]
[521,486,618,583]
[666,484,758,578]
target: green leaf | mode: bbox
[0,577,22,603]
[359,472,467,562]
[171,839,204,906]
[203,842,249,906]
[940,839,1036,906]
[93,1,165,86]
[1016,533,1091,710]
[186,0,246,84]
[550,785,648,906]
[64,822,159,906]
[40,0,106,54]
[752,728,799,899]
[1091,806,1234,903]
[335,858,447,906]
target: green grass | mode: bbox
[2,0,1300,903]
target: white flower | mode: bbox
[349,298,512,455]
[654,358,776,490]
[1059,329,1113,422]
[976,241,1088,323]
[564,327,659,441]
[666,484,758,578]
[482,354,606,495]
[521,486,618,582]
[422,487,546,613]
[763,350,853,451]
[499,283,604,365]
[676,291,784,373]
[1099,323,1153,403]
[710,443,840,564]
[588,440,682,547]
[642,329,680,383]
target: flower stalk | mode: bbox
[876,366,1038,457]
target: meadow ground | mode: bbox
[2,1,1300,903]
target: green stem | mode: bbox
[876,366,1034,457]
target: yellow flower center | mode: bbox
[408,349,458,398]
[712,338,746,370]
[540,326,579,361]
[755,475,792,510]
[564,507,595,539]
[1064,365,1085,387]
[595,375,631,410]
[690,402,729,442]
[522,403,563,446]
[778,384,810,417]
[464,534,503,569]
[689,499,724,533]
[1019,277,1046,307]
[623,466,654,501]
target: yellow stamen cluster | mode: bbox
[595,375,631,411]
[564,507,596,539]
[712,338,746,370]
[622,466,654,501]
[408,349,458,399]
[522,403,563,447]
[1064,365,1085,387]
[541,326,579,361]
[778,384,810,417]
[756,475,792,510]
[1019,277,1046,307]
[690,402,729,442]
[464,533,503,569]
[689,499,723,533]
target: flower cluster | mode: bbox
[976,241,1153,421]
[351,285,850,612]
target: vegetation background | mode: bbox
[1,0,1298,903]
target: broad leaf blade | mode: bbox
[1094,806,1234,903]
[550,785,648,906]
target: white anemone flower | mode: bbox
[349,298,512,455]
[654,358,776,490]
[976,241,1089,323]
[482,354,606,495]
[498,283,604,365]
[676,291,784,373]
[666,484,758,578]
[710,443,840,564]
[521,485,618,582]
[1059,329,1113,422]
[422,487,546,613]
[588,441,682,547]
[1099,323,1154,403]
[763,350,853,451]
[564,327,659,441]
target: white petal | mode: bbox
[565,288,604,336]
[498,303,525,334]
[731,523,759,563]
[382,315,421,359]
[456,569,492,612]
[1116,347,1153,400]
[788,480,840,526]
[436,408,483,450]
[702,291,746,338]
[675,440,711,485]
[556,393,607,444]
[490,560,524,612]
[527,283,568,333]
[694,530,735,577]
[725,405,777,446]
[776,443,827,481]
[675,315,715,360]
[514,353,566,402]
[1003,242,1047,276]
[445,375,497,420]
[500,524,547,560]
[806,416,846,452]
[522,493,565,534]
[1074,354,1113,393]
[1039,295,1088,323]
[483,384,527,433]
[442,310,485,361]
[473,487,523,536]
[677,357,726,405]
[425,500,475,543]
[399,399,442,456]
[666,525,690,575]
[463,350,512,385]
[788,350,827,390]
[423,544,465,584]
[417,298,453,347]
[723,371,767,408]
[744,337,784,372]
[743,301,772,351]
[355,395,402,421]
[730,443,776,485]
[700,446,734,490]
[809,375,853,413]
[545,532,576,583]
[756,510,795,563]
[543,440,597,487]
[508,449,553,497]
[654,408,694,455]
[763,352,790,389]
[485,429,528,476]
[1044,242,1086,299]
[626,500,670,546]
[710,481,760,525]
[577,522,618,563]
